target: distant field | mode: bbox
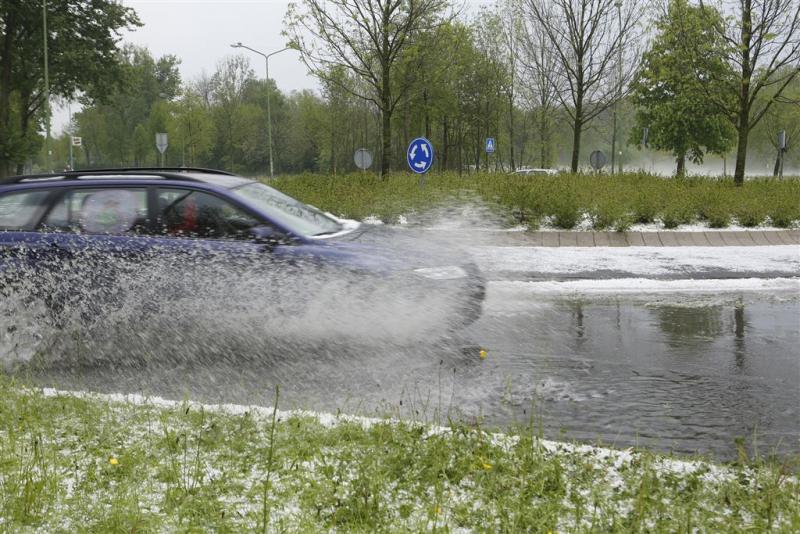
[266,172,800,231]
[1,382,798,531]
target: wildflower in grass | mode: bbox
[480,458,492,470]
[109,457,119,465]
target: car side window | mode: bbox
[41,188,148,235]
[0,190,52,230]
[157,188,259,240]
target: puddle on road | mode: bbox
[8,284,799,461]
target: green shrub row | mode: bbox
[265,172,800,231]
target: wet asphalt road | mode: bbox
[15,282,799,462]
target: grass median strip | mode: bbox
[1,380,798,532]
[266,172,800,231]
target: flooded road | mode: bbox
[14,283,799,462]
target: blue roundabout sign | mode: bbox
[407,137,434,174]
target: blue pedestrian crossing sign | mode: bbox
[485,137,496,154]
[407,137,434,174]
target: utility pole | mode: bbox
[42,0,51,172]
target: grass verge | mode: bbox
[266,172,800,230]
[1,380,798,532]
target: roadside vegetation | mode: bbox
[5,1,799,184]
[1,380,798,532]
[269,172,800,231]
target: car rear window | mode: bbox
[0,190,51,230]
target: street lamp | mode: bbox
[612,0,623,175]
[230,42,291,178]
[43,0,51,172]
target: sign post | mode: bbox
[69,136,81,171]
[155,132,168,167]
[485,138,495,172]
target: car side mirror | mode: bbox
[249,225,285,246]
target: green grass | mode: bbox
[1,379,798,532]
[265,172,800,231]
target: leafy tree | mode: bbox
[393,21,504,173]
[0,0,140,176]
[285,0,449,175]
[281,90,326,172]
[174,89,214,167]
[629,0,736,175]
[519,15,561,169]
[208,55,256,172]
[477,1,524,170]
[72,46,181,167]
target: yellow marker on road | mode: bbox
[479,349,488,360]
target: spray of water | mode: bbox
[0,224,485,375]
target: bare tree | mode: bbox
[698,0,800,184]
[520,0,642,172]
[477,0,525,170]
[519,18,563,168]
[285,0,449,175]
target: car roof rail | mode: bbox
[0,167,236,185]
[74,167,237,176]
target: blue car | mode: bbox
[0,168,484,335]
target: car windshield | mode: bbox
[231,182,342,237]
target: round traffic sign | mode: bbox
[407,137,434,174]
[354,148,372,170]
[589,150,607,170]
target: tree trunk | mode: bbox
[733,0,752,186]
[676,153,686,177]
[423,88,431,140]
[442,116,449,170]
[457,123,463,176]
[539,108,549,168]
[0,8,17,178]
[570,120,582,173]
[570,93,584,172]
[508,93,515,171]
[330,108,337,174]
[773,150,781,177]
[733,123,749,185]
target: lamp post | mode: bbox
[611,0,623,175]
[230,42,291,178]
[42,0,51,172]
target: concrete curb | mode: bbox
[445,230,800,247]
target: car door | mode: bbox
[146,186,282,259]
[31,186,153,316]
[141,187,299,306]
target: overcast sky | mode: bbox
[54,0,487,133]
[55,0,318,132]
